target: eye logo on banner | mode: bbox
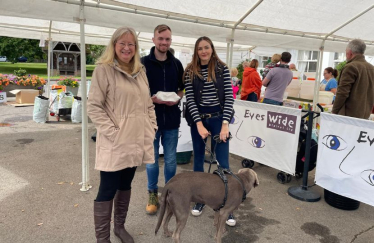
[248,136,265,148]
[266,111,297,134]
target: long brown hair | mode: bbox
[249,59,259,69]
[183,36,226,83]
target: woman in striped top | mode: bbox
[184,36,236,226]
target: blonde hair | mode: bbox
[243,61,250,68]
[271,54,281,64]
[184,36,226,83]
[96,27,142,75]
[231,68,238,77]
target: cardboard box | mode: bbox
[10,89,39,104]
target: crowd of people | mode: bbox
[87,23,374,242]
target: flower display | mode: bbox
[57,76,79,88]
[0,73,10,91]
[13,74,47,90]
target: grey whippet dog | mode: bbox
[155,168,259,243]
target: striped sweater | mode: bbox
[185,65,234,123]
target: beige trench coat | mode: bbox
[88,63,157,171]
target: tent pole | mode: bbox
[226,42,230,64]
[229,30,235,68]
[229,0,264,68]
[46,21,52,98]
[79,0,91,192]
[312,41,324,112]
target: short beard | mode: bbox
[155,46,168,54]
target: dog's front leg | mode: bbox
[213,211,219,227]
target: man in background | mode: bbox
[332,39,374,118]
[262,52,293,105]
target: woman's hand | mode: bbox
[196,121,210,139]
[220,122,230,143]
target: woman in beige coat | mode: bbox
[88,27,157,243]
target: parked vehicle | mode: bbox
[18,56,28,62]
[0,56,7,62]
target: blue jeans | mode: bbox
[191,115,230,172]
[146,128,178,191]
[263,98,283,106]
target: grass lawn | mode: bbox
[0,62,95,79]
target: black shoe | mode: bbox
[191,203,205,216]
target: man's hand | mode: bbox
[164,100,180,106]
[151,95,166,104]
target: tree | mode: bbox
[0,37,45,63]
[86,44,106,64]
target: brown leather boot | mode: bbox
[94,200,113,243]
[113,190,134,243]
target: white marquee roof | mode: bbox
[0,0,374,54]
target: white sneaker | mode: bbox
[226,213,236,227]
[191,203,205,216]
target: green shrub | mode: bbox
[14,68,27,77]
[336,61,347,80]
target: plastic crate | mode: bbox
[324,189,360,210]
[176,151,192,164]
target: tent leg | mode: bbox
[79,0,91,192]
[312,41,325,113]
[226,42,230,64]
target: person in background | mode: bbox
[262,52,293,106]
[320,67,338,95]
[141,24,185,216]
[289,63,298,71]
[88,26,157,243]
[262,53,281,79]
[332,39,374,118]
[184,36,236,227]
[240,59,262,102]
[230,67,240,99]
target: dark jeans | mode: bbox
[263,98,283,106]
[191,115,230,172]
[246,92,258,102]
[96,167,137,202]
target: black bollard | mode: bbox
[288,104,321,202]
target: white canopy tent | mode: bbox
[1,0,373,191]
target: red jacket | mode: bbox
[240,67,262,101]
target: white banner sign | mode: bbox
[159,97,192,154]
[315,113,374,206]
[229,101,301,175]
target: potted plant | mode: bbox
[0,73,11,92]
[58,76,79,96]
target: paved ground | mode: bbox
[1,99,374,243]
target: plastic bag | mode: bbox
[33,96,49,123]
[71,97,82,123]
[58,92,74,109]
[50,89,60,113]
